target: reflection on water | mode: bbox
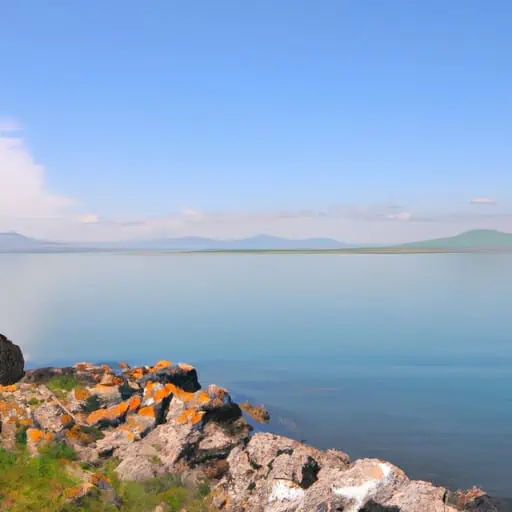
[1,253,511,496]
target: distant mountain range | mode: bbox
[0,232,61,252]
[1,229,512,253]
[0,233,350,252]
[400,229,512,250]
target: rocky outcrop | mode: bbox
[0,358,505,511]
[0,333,24,385]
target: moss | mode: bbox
[28,397,41,406]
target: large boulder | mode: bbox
[0,334,24,385]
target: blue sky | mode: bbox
[0,1,511,243]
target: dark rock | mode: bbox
[139,364,200,393]
[0,334,25,385]
[23,366,74,384]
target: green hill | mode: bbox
[400,229,512,250]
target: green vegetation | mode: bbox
[0,445,211,511]
[399,229,512,250]
[47,375,79,398]
[78,459,211,512]
[39,441,78,461]
[0,447,79,511]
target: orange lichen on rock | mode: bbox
[138,405,156,418]
[196,391,211,405]
[178,363,195,372]
[60,414,74,427]
[153,360,172,371]
[163,383,195,403]
[127,394,141,412]
[44,432,52,442]
[27,428,44,443]
[19,418,32,427]
[74,387,90,401]
[99,372,124,386]
[118,361,130,369]
[0,400,27,421]
[153,386,174,404]
[64,425,98,445]
[0,384,17,393]
[240,402,270,424]
[126,367,146,380]
[87,400,130,425]
[176,408,205,425]
[91,472,110,489]
[144,381,156,395]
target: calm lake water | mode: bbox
[1,253,511,496]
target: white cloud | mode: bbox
[385,211,413,221]
[0,125,74,224]
[0,121,510,244]
[470,197,496,205]
[77,213,100,224]
[0,119,21,133]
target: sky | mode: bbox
[0,0,511,244]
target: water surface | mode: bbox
[0,253,510,496]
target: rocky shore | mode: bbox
[0,336,505,511]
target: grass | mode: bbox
[0,447,79,511]
[39,441,78,461]
[96,460,211,512]
[46,375,80,399]
[0,446,211,511]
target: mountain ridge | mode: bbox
[399,229,512,250]
[1,229,512,252]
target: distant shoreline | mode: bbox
[2,247,512,255]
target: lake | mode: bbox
[1,253,511,497]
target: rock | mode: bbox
[445,488,502,511]
[26,427,52,455]
[115,392,251,482]
[33,401,69,432]
[138,363,201,393]
[216,432,351,511]
[0,334,25,385]
[87,384,123,407]
[240,401,271,424]
[23,366,74,385]
[0,358,503,511]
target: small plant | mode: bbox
[39,441,77,461]
[28,397,41,406]
[47,375,79,398]
[149,454,162,465]
[197,478,210,499]
[162,486,188,511]
[14,425,28,447]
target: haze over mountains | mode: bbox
[1,229,512,252]
[400,229,512,250]
[0,233,350,252]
